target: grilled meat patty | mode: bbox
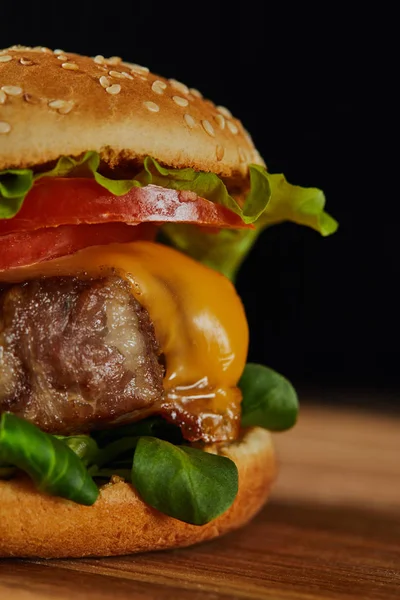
[0,276,164,433]
[0,275,240,442]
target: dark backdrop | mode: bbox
[2,4,396,401]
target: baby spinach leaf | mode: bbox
[239,363,299,431]
[0,413,99,505]
[55,434,99,466]
[132,437,238,525]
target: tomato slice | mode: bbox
[0,178,252,236]
[0,223,156,272]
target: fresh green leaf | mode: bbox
[0,413,99,505]
[0,152,270,223]
[239,363,299,431]
[1,152,337,281]
[132,437,238,525]
[0,170,33,218]
[260,173,338,235]
[158,225,258,281]
[135,157,270,224]
[55,434,99,466]
[161,168,338,281]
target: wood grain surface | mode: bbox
[0,403,399,600]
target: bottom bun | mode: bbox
[0,427,275,558]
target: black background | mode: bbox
[2,4,397,404]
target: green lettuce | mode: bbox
[0,169,34,219]
[161,170,338,280]
[0,152,270,224]
[0,152,337,280]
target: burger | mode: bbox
[0,45,337,558]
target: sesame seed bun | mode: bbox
[0,45,264,180]
[0,427,275,558]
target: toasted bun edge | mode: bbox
[0,427,275,558]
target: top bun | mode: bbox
[0,45,264,180]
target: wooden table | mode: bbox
[1,403,399,599]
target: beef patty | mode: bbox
[0,276,164,433]
[0,275,241,442]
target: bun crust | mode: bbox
[0,46,264,179]
[0,427,275,558]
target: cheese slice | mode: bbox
[1,242,249,396]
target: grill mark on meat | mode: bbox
[0,276,164,433]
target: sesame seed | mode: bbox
[217,105,232,119]
[0,121,11,134]
[107,56,122,66]
[20,57,34,66]
[190,88,202,99]
[94,55,105,64]
[58,101,74,115]
[100,76,111,88]
[0,90,6,104]
[61,62,79,71]
[172,95,189,107]
[169,79,189,95]
[1,85,23,97]
[143,100,159,113]
[121,71,134,80]
[238,147,246,163]
[48,99,67,109]
[130,64,149,76]
[0,55,12,63]
[227,120,238,135]
[151,80,167,95]
[6,45,28,51]
[48,99,74,114]
[53,49,65,55]
[214,114,225,130]
[202,119,215,137]
[57,55,68,61]
[106,84,121,95]
[108,70,127,79]
[184,113,195,129]
[216,145,225,161]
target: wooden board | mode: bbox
[0,403,399,599]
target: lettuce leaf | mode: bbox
[161,171,338,280]
[0,169,33,219]
[0,152,270,224]
[135,157,270,224]
[0,152,337,280]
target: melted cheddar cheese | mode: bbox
[1,242,249,421]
